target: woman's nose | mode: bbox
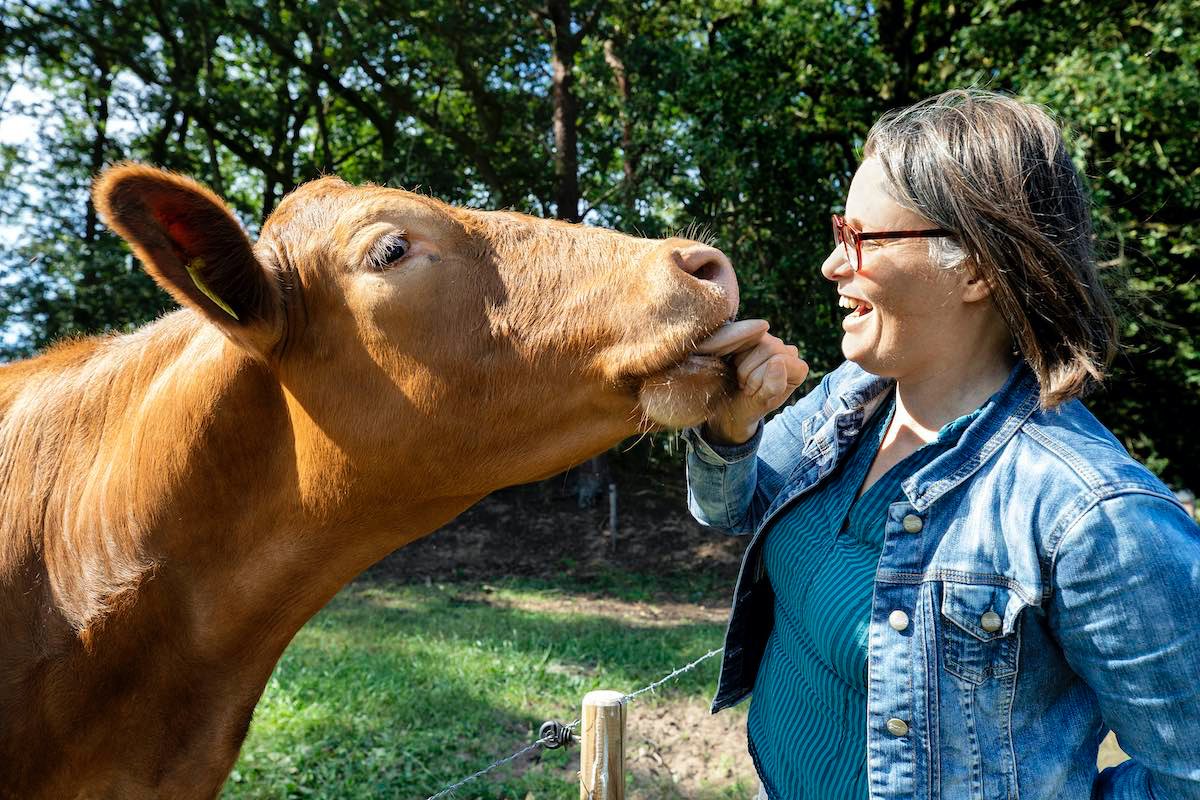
[820,246,852,282]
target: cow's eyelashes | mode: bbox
[368,234,411,270]
[384,237,410,263]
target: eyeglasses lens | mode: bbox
[832,216,859,270]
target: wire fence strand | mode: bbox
[618,647,724,705]
[424,646,724,800]
[425,732,574,800]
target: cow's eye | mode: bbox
[384,237,410,262]
[370,235,410,270]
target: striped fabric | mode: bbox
[747,392,978,799]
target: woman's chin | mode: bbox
[841,336,889,376]
[841,334,867,365]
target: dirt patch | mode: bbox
[625,698,757,799]
[452,587,731,627]
[509,696,756,800]
[365,467,748,600]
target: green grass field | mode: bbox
[219,567,1130,799]
[221,574,753,799]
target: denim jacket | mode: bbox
[684,360,1200,800]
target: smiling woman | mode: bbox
[683,89,1200,800]
[819,155,1015,387]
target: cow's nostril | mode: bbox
[691,259,723,284]
[673,244,740,318]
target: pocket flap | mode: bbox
[941,583,1021,641]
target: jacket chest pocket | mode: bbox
[939,582,1023,685]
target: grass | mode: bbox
[218,567,1129,798]
[221,575,745,799]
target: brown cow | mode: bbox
[0,164,752,798]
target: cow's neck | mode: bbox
[10,311,631,796]
[11,313,481,796]
[109,319,483,677]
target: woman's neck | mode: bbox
[891,349,1015,442]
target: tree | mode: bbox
[2,0,1196,487]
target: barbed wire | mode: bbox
[424,646,724,800]
[618,647,724,705]
[425,729,576,800]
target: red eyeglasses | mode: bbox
[831,214,953,271]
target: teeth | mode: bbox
[838,295,874,312]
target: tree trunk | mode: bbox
[546,0,608,504]
[76,41,112,334]
[548,0,581,223]
[603,38,637,208]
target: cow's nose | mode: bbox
[673,244,739,318]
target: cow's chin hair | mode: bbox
[635,355,731,429]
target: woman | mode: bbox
[684,89,1200,799]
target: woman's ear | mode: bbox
[93,163,283,357]
[960,268,993,304]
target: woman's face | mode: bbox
[821,157,995,380]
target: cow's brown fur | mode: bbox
[0,164,737,798]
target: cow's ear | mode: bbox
[93,163,282,355]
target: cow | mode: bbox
[0,164,761,798]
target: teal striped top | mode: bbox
[747,392,978,799]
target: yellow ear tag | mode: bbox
[185,257,240,320]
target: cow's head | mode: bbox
[94,165,740,496]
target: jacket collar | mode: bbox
[832,360,1041,511]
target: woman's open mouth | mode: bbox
[839,294,874,326]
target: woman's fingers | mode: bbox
[736,345,773,387]
[702,325,806,441]
[744,355,785,402]
[694,319,770,356]
[784,355,809,388]
[734,335,799,387]
[738,353,807,416]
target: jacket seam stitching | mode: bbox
[1043,486,1183,602]
[1007,631,1021,800]
[878,572,1040,607]
[1021,423,1100,484]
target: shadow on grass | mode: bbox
[223,577,746,800]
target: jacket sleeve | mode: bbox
[682,368,835,535]
[1049,492,1200,799]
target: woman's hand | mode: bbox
[695,319,809,445]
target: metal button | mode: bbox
[888,610,910,632]
[980,610,1002,633]
[886,718,909,737]
[901,514,923,533]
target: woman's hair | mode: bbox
[863,88,1117,408]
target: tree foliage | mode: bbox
[2,0,1197,486]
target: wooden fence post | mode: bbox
[608,482,618,553]
[579,689,625,800]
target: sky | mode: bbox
[0,81,43,246]
[1,80,47,348]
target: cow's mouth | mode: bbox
[654,319,766,380]
[634,319,764,429]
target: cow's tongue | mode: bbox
[693,319,769,356]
